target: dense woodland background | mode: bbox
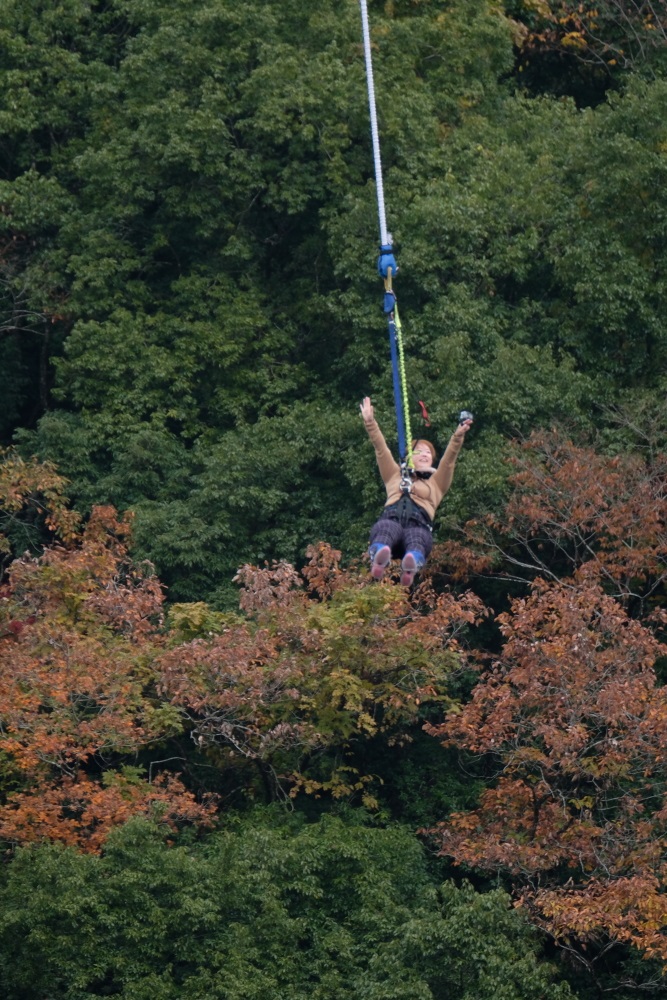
[2,1,667,997]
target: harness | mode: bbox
[399,462,413,495]
[383,494,433,533]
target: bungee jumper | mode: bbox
[361,400,472,585]
[358,0,473,586]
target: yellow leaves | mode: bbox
[512,746,548,766]
[569,796,595,810]
[290,766,381,810]
[308,581,405,638]
[327,668,372,714]
[516,0,666,70]
[522,0,552,14]
[166,601,236,641]
[0,448,82,552]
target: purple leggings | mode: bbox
[369,510,433,561]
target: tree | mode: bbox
[510,0,667,75]
[0,812,574,1000]
[439,426,667,616]
[436,422,667,622]
[3,0,667,608]
[0,504,215,851]
[157,542,486,806]
[0,447,80,574]
[0,500,487,840]
[426,579,667,987]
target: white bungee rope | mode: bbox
[359,0,390,248]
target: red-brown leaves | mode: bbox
[301,541,344,599]
[233,559,304,614]
[436,581,662,758]
[0,508,165,772]
[158,621,320,762]
[426,578,667,962]
[159,550,486,800]
[504,434,667,597]
[0,772,216,853]
[0,505,211,851]
[423,429,667,965]
[450,431,667,608]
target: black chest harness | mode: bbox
[382,494,433,533]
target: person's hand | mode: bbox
[360,396,374,423]
[453,417,473,441]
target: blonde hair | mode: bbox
[412,439,436,463]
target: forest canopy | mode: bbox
[1,1,667,997]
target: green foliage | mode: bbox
[0,6,665,993]
[0,0,529,598]
[3,5,667,593]
[0,813,573,1000]
[359,730,486,829]
[166,601,240,641]
[126,402,363,603]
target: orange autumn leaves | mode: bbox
[0,454,484,847]
[0,449,219,849]
[158,546,485,803]
[427,431,667,966]
[0,502,216,850]
[0,771,212,855]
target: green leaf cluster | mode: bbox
[0,813,573,1000]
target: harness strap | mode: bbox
[383,495,433,532]
[387,307,407,465]
[394,302,413,468]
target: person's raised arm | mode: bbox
[360,396,399,483]
[432,417,472,495]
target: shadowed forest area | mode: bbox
[2,1,667,997]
